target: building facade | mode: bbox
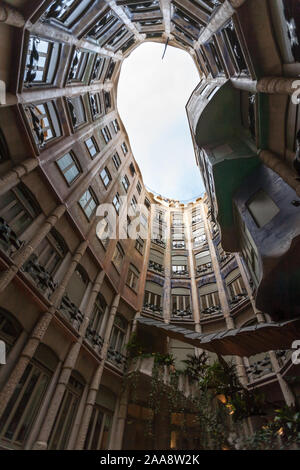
[0,0,299,450]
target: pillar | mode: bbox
[0,158,39,196]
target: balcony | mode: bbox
[201,305,221,316]
[172,269,189,277]
[106,348,127,372]
[152,238,166,248]
[196,263,212,276]
[229,292,248,309]
[85,327,104,354]
[148,260,164,275]
[0,217,23,256]
[246,354,273,382]
[23,255,57,298]
[172,241,185,249]
[172,309,193,320]
[59,294,84,331]
[143,303,163,315]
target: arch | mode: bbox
[0,308,23,352]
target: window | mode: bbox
[27,229,66,279]
[127,264,140,291]
[112,193,121,214]
[49,372,85,450]
[247,190,280,228]
[199,284,221,314]
[112,242,124,272]
[112,119,120,133]
[112,152,121,169]
[67,96,86,129]
[144,197,150,210]
[109,315,127,354]
[66,265,89,308]
[137,182,142,195]
[131,195,138,213]
[172,256,188,275]
[129,163,136,176]
[85,137,98,158]
[79,188,98,220]
[91,55,105,82]
[122,175,130,193]
[0,310,22,355]
[68,49,90,82]
[144,281,162,314]
[121,142,128,155]
[45,0,93,28]
[0,184,40,238]
[101,127,112,144]
[0,344,58,448]
[89,93,102,119]
[88,294,106,337]
[227,271,247,303]
[84,387,115,450]
[135,236,144,255]
[172,240,185,249]
[25,102,61,148]
[100,167,112,189]
[172,288,191,316]
[57,152,81,184]
[87,10,117,41]
[24,37,61,86]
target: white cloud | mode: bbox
[117,42,205,201]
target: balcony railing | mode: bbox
[229,292,248,308]
[246,354,273,381]
[196,263,212,275]
[59,294,84,331]
[85,327,104,353]
[148,260,164,274]
[143,303,163,315]
[201,305,221,316]
[106,348,127,371]
[152,238,166,248]
[172,309,193,320]
[172,269,189,277]
[172,242,185,249]
[0,217,23,255]
[23,255,57,297]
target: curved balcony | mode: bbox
[85,327,104,354]
[148,260,164,275]
[229,292,249,309]
[59,294,84,331]
[143,303,163,315]
[106,348,127,372]
[172,309,193,320]
[196,262,213,276]
[201,305,221,316]
[23,255,57,298]
[0,217,23,255]
[246,354,273,382]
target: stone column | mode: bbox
[0,204,66,292]
[0,158,39,196]
[74,294,121,449]
[0,239,88,419]
[0,3,25,27]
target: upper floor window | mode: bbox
[135,236,144,255]
[101,127,112,144]
[68,49,89,83]
[137,181,142,195]
[91,55,105,82]
[109,315,127,354]
[27,228,67,278]
[112,119,120,133]
[122,175,130,193]
[89,93,102,119]
[0,184,40,238]
[131,195,138,213]
[121,142,128,155]
[24,37,61,87]
[199,283,221,315]
[112,152,121,169]
[172,288,191,317]
[127,264,140,292]
[25,102,61,148]
[100,167,112,189]
[45,0,94,29]
[67,96,86,129]
[113,193,121,214]
[79,188,98,220]
[86,10,117,42]
[85,136,99,158]
[112,242,125,272]
[57,152,81,185]
[88,294,107,336]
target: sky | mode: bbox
[117,42,205,202]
